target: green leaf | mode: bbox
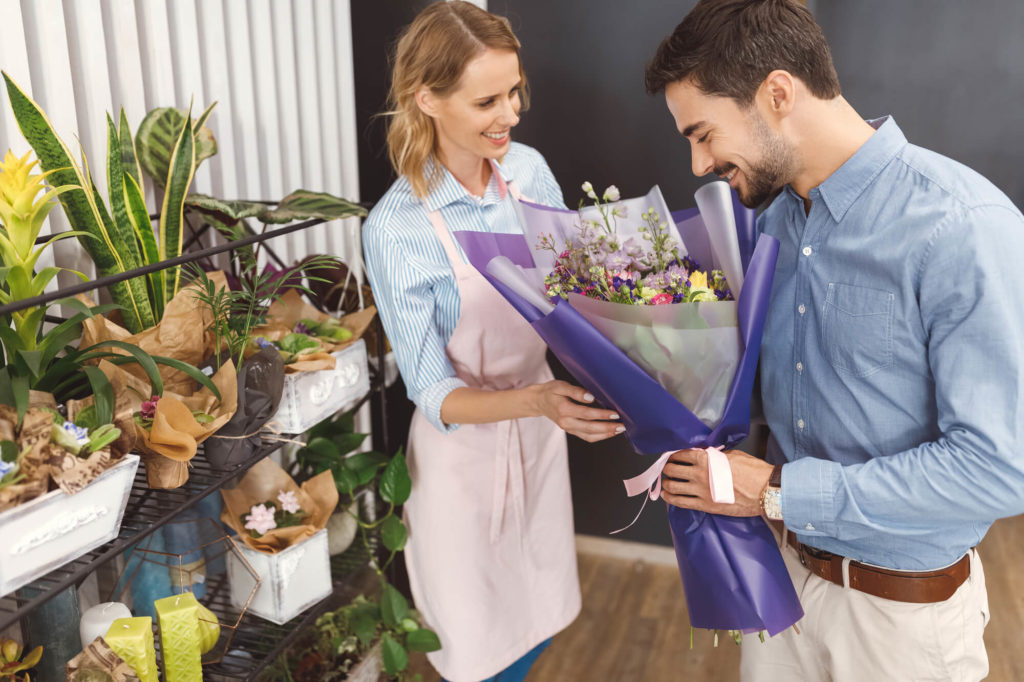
[1,440,18,464]
[260,189,367,224]
[81,365,115,426]
[157,102,196,305]
[381,515,407,552]
[123,171,163,319]
[15,350,43,378]
[136,105,216,187]
[380,633,409,677]
[2,72,154,332]
[77,339,164,396]
[380,583,409,629]
[106,114,145,273]
[332,429,368,451]
[379,450,411,506]
[349,609,377,647]
[149,355,221,400]
[333,465,359,496]
[11,373,29,422]
[406,628,442,653]
[185,194,267,221]
[118,108,142,188]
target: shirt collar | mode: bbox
[783,116,907,222]
[422,158,514,212]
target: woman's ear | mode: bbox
[415,85,439,118]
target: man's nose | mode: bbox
[691,143,714,177]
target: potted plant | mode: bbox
[271,411,440,680]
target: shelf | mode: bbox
[0,440,283,631]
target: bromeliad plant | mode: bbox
[3,72,206,333]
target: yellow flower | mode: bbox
[689,270,709,290]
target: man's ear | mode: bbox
[415,86,439,118]
[760,70,796,119]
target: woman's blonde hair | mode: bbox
[385,1,530,198]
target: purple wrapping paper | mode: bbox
[454,201,803,636]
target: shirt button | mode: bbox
[802,246,812,256]
[797,419,805,429]
[805,523,815,531]
[796,362,804,372]
[798,304,806,315]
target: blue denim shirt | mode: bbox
[760,117,1024,570]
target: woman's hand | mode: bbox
[528,380,623,442]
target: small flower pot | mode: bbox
[272,339,369,434]
[226,528,331,625]
[205,348,285,469]
[0,455,140,597]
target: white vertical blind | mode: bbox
[0,0,363,283]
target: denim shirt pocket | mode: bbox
[821,282,895,377]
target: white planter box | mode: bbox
[272,339,370,434]
[226,528,331,625]
[0,454,140,597]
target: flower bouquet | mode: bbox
[220,458,338,623]
[454,180,802,635]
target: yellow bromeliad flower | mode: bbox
[0,150,60,260]
[688,269,709,290]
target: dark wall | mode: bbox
[354,1,1024,547]
[814,0,1024,206]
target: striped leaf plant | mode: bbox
[2,72,203,333]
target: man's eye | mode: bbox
[698,133,709,144]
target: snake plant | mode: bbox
[2,72,203,332]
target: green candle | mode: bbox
[154,593,203,681]
[104,617,158,682]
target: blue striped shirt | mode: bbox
[362,142,566,433]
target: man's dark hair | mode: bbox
[645,0,841,105]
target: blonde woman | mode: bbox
[362,2,622,680]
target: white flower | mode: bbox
[581,181,598,200]
[244,503,278,535]
[602,185,620,202]
[277,489,301,514]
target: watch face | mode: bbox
[763,487,783,521]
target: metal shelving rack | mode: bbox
[0,214,390,680]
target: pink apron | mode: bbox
[404,176,581,682]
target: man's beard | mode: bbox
[722,113,795,209]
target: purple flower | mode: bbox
[139,395,160,420]
[293,321,312,335]
[0,459,14,478]
[255,336,274,349]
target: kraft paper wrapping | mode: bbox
[251,290,377,374]
[79,272,227,396]
[220,457,337,554]
[96,359,238,489]
[65,636,141,682]
[0,405,52,513]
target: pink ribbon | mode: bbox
[612,447,734,535]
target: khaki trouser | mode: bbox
[741,530,990,682]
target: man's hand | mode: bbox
[661,448,774,517]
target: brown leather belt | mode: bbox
[786,531,970,603]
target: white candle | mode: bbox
[79,602,132,648]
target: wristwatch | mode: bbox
[760,464,783,521]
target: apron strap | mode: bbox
[426,161,532,266]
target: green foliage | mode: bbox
[2,72,207,332]
[0,637,42,681]
[187,254,339,370]
[274,411,433,680]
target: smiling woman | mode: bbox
[361,3,622,682]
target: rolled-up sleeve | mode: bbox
[362,217,466,433]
